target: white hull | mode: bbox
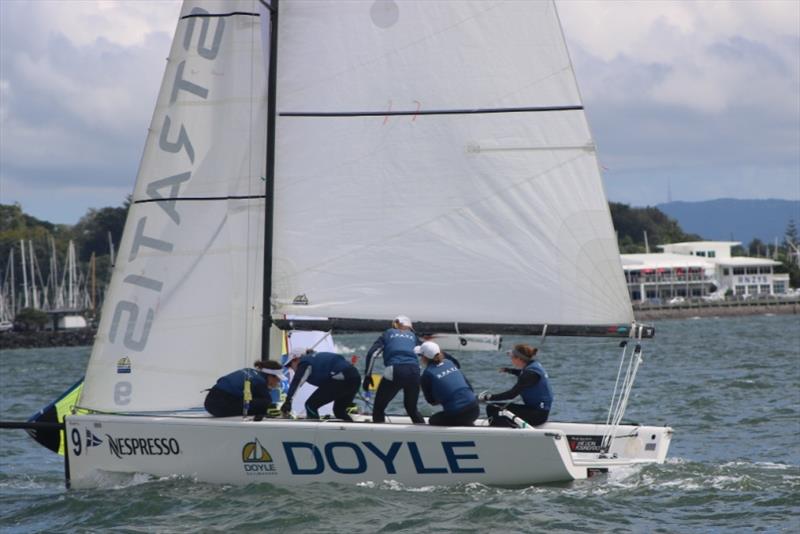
[65,414,672,488]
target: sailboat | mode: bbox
[60,0,672,488]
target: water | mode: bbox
[2,315,799,533]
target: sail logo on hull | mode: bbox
[116,357,131,374]
[242,438,277,475]
[86,430,103,448]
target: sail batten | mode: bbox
[280,105,584,117]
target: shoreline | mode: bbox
[633,298,800,321]
[1,300,798,349]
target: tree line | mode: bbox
[1,200,797,321]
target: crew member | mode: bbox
[363,315,424,424]
[204,360,284,417]
[479,344,553,427]
[281,349,361,421]
[417,341,479,426]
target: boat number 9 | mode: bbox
[71,428,81,456]
[115,381,132,405]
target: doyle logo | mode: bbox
[116,357,131,374]
[106,435,181,459]
[282,440,485,476]
[86,430,103,448]
[242,438,277,475]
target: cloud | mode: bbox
[0,0,798,223]
[557,0,800,205]
[0,0,180,223]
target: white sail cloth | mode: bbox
[80,0,633,413]
[272,0,632,326]
[80,0,267,412]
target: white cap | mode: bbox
[393,315,412,328]
[260,368,286,381]
[282,347,309,367]
[414,341,440,359]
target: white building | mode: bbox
[621,241,790,302]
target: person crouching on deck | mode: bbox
[417,341,479,426]
[363,315,424,424]
[204,361,284,417]
[281,349,361,421]
[479,344,553,427]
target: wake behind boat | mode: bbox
[29,0,672,488]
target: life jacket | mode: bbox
[214,368,268,398]
[303,352,352,386]
[381,328,419,367]
[424,359,476,413]
[519,360,553,411]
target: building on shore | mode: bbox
[621,241,790,303]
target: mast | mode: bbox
[29,240,39,309]
[9,248,15,315]
[20,240,29,309]
[260,0,279,361]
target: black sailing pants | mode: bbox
[486,403,549,427]
[305,366,360,422]
[372,363,424,424]
[428,402,480,427]
[204,387,274,417]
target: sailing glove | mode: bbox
[362,375,373,391]
[280,399,292,416]
[477,391,492,402]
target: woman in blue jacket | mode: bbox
[418,341,479,426]
[204,360,285,417]
[479,344,553,427]
[362,315,424,424]
[281,350,361,421]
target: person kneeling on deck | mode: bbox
[204,361,284,417]
[363,315,424,424]
[417,341,479,426]
[281,349,361,421]
[479,344,553,427]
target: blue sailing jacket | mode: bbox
[421,359,476,413]
[287,352,355,398]
[519,360,554,411]
[366,328,420,368]
[214,368,270,399]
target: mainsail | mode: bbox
[271,1,632,328]
[80,0,267,412]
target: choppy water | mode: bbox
[2,315,799,533]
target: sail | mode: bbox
[80,0,267,412]
[272,0,633,327]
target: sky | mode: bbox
[1,0,798,225]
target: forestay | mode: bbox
[272,0,633,327]
[80,0,268,412]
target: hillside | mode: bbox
[657,199,800,245]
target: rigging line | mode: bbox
[280,105,583,118]
[133,195,266,204]
[181,11,259,20]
